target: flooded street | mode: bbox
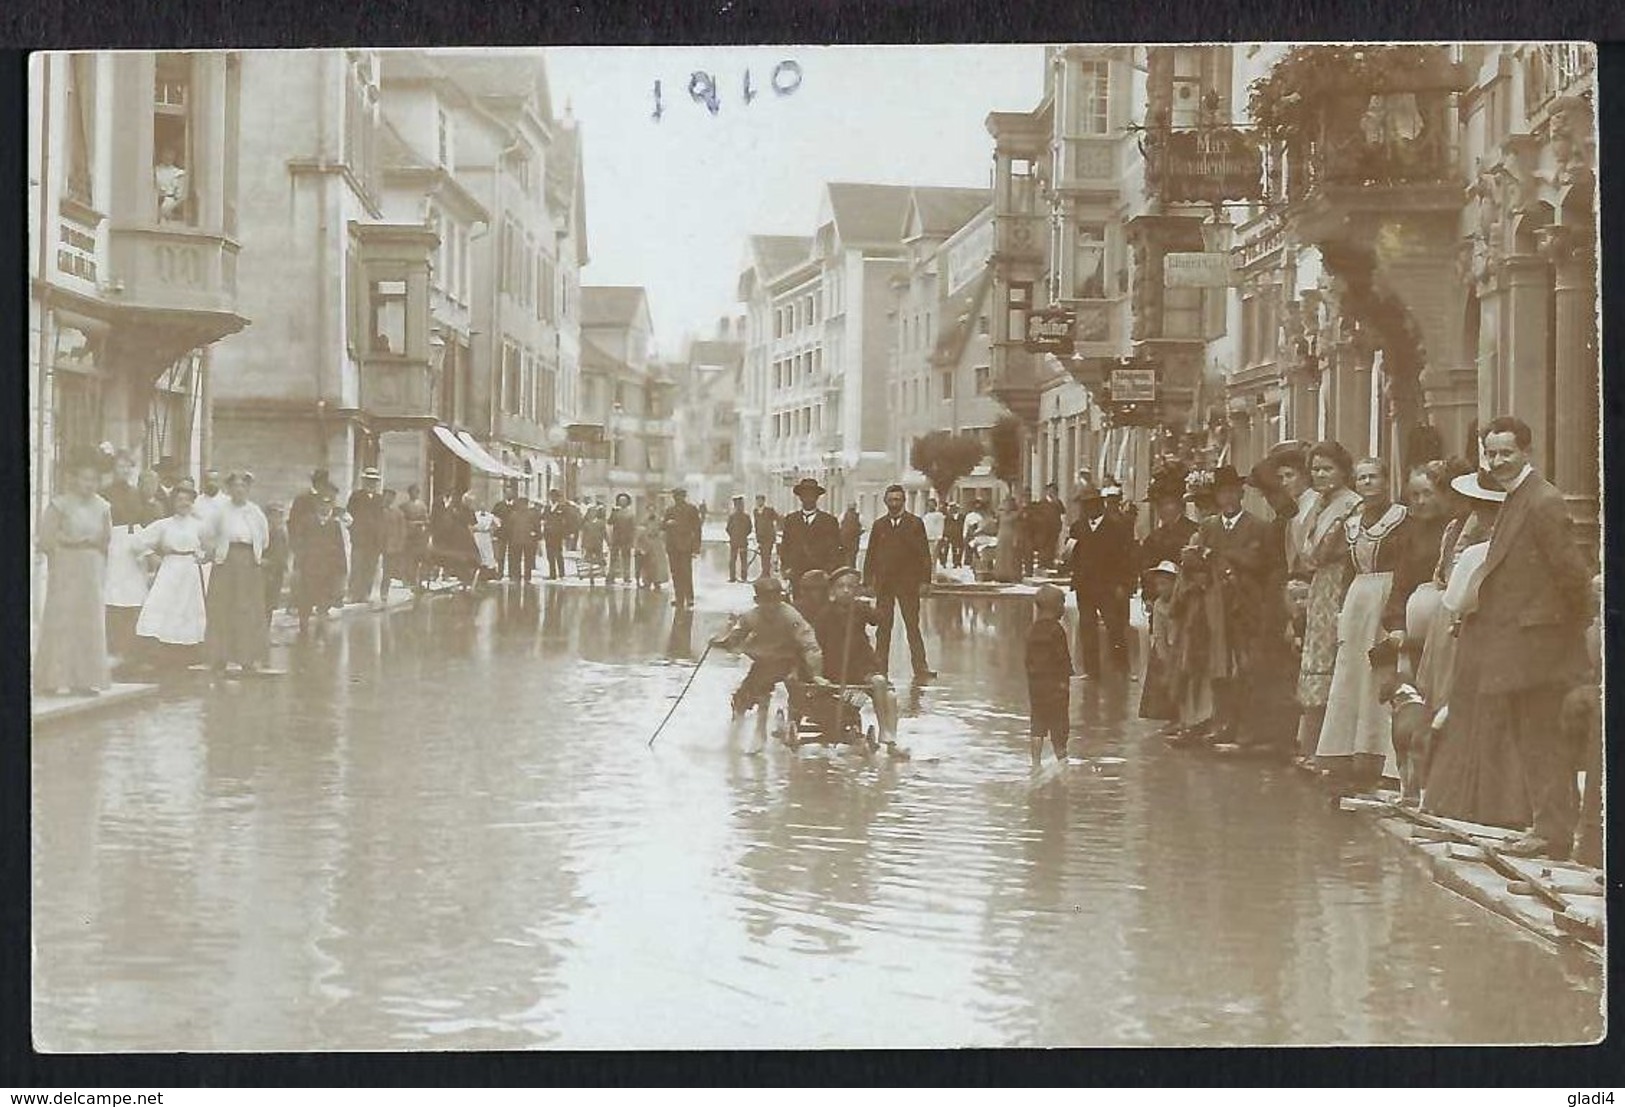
[32,570,1604,1050]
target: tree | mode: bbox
[989,414,1025,495]
[909,430,984,502]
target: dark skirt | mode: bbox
[1422,626,1532,830]
[207,545,268,667]
[1138,648,1176,720]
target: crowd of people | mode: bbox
[1073,416,1598,866]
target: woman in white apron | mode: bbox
[135,485,213,671]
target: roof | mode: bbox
[688,339,744,368]
[824,182,916,245]
[751,235,812,279]
[433,51,554,122]
[581,286,648,328]
[378,117,434,171]
[580,338,626,374]
[907,187,992,240]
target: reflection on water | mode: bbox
[32,582,1604,1050]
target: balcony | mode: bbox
[992,213,1046,262]
[358,355,436,426]
[1056,137,1119,190]
[496,411,548,448]
[103,223,248,371]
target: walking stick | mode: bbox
[646,641,715,749]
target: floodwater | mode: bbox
[32,565,1605,1050]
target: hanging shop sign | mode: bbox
[1110,367,1158,403]
[1023,308,1075,355]
[1163,251,1234,288]
[1147,126,1265,204]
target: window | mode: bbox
[1075,60,1110,135]
[511,149,533,195]
[368,279,407,354]
[521,233,535,308]
[63,55,96,208]
[1170,51,1203,129]
[428,211,444,293]
[975,365,992,394]
[1006,282,1033,345]
[498,222,513,295]
[343,52,380,202]
[941,371,953,400]
[455,226,469,304]
[437,109,451,169]
[1009,159,1037,215]
[715,442,732,466]
[977,314,990,335]
[502,341,522,414]
[613,380,626,409]
[1073,223,1107,299]
[539,254,556,323]
[154,54,195,224]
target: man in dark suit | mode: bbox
[490,481,519,580]
[346,467,386,603]
[725,495,753,582]
[663,487,704,609]
[1195,465,1274,746]
[1032,484,1066,571]
[863,483,936,682]
[1067,486,1136,678]
[778,478,843,597]
[1469,416,1592,860]
[942,501,965,567]
[503,492,542,584]
[752,494,780,578]
[540,488,571,580]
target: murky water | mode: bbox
[32,565,1604,1049]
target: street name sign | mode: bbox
[1163,251,1234,288]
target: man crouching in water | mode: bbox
[710,576,829,753]
[817,567,906,757]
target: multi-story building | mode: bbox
[887,189,993,512]
[576,286,675,512]
[735,234,811,507]
[674,320,746,514]
[205,49,585,511]
[738,183,995,519]
[28,51,249,522]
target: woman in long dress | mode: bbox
[134,484,213,670]
[1421,470,1531,828]
[636,507,669,589]
[292,495,349,626]
[471,497,500,582]
[993,496,1022,583]
[1313,457,1433,791]
[35,448,114,695]
[102,450,159,668]
[1293,441,1361,768]
[206,472,271,672]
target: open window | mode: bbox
[153,53,195,224]
[347,222,436,362]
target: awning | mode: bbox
[455,430,528,480]
[432,424,501,475]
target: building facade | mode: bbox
[203,49,586,512]
[576,286,676,513]
[28,51,249,522]
[674,322,747,515]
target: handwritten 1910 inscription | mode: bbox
[652,61,802,121]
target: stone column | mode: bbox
[1501,253,1554,474]
[1538,223,1600,555]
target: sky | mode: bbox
[542,46,1045,357]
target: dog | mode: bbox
[1368,637,1433,807]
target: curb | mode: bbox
[32,682,162,728]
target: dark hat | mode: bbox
[1211,465,1245,490]
[1076,485,1104,503]
[732,494,744,502]
[671,487,687,496]
[792,478,826,497]
[311,467,330,483]
[828,566,860,587]
[752,576,786,600]
[1268,439,1311,460]
[800,569,833,590]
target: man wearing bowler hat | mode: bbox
[347,467,387,604]
[779,477,843,598]
[1067,483,1136,678]
[663,487,704,608]
[864,483,937,683]
[1193,464,1273,747]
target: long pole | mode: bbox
[646,641,714,749]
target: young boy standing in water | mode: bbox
[1027,584,1074,767]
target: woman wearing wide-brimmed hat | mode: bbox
[1419,467,1531,828]
[35,445,115,695]
[205,471,271,672]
